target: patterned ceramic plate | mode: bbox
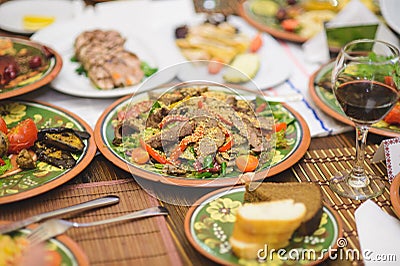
[0,221,88,265]
[94,84,310,187]
[184,186,343,265]
[0,37,62,100]
[0,100,97,204]
[309,61,400,137]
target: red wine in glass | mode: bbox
[335,80,399,124]
[330,39,400,200]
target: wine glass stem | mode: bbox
[349,124,369,187]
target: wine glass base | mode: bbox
[329,172,386,200]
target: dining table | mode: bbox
[0,0,398,266]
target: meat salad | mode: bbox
[112,86,294,178]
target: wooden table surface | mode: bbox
[0,12,394,266]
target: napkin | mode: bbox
[355,200,400,265]
[303,0,400,63]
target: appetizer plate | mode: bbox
[238,0,309,43]
[0,221,89,265]
[390,173,400,219]
[94,84,310,187]
[173,15,293,90]
[31,21,175,98]
[309,61,400,137]
[0,37,62,100]
[184,186,343,265]
[0,0,84,34]
[0,100,97,204]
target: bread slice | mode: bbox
[244,182,323,236]
[230,237,289,260]
[231,223,293,243]
[235,199,306,235]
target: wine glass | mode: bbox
[330,39,400,200]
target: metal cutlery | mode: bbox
[0,195,120,234]
[26,206,169,245]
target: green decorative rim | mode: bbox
[0,100,96,204]
[185,186,342,265]
[310,61,400,137]
[95,85,310,187]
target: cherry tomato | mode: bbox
[131,147,150,164]
[7,118,38,154]
[0,117,7,134]
[235,154,259,173]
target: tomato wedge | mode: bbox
[236,154,259,173]
[0,117,7,134]
[131,147,150,164]
[7,118,38,154]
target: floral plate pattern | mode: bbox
[94,85,311,187]
[309,61,400,137]
[184,186,343,265]
[0,100,96,204]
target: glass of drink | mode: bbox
[330,39,400,200]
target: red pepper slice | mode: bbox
[0,158,5,166]
[139,139,170,164]
[218,135,233,152]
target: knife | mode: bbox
[0,195,120,234]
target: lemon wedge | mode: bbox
[22,15,55,31]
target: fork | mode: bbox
[27,206,168,245]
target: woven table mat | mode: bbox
[291,144,396,264]
[0,179,182,266]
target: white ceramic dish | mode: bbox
[380,0,400,36]
[32,18,175,98]
[0,0,84,34]
[172,15,293,90]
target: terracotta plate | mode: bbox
[0,37,62,100]
[237,0,308,43]
[184,186,343,265]
[94,84,310,187]
[390,173,400,219]
[309,61,400,137]
[0,100,97,204]
[0,221,89,265]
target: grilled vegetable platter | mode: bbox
[0,100,96,204]
[309,61,400,137]
[0,37,62,100]
[94,84,310,187]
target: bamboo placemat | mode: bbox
[291,144,396,264]
[0,179,182,266]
